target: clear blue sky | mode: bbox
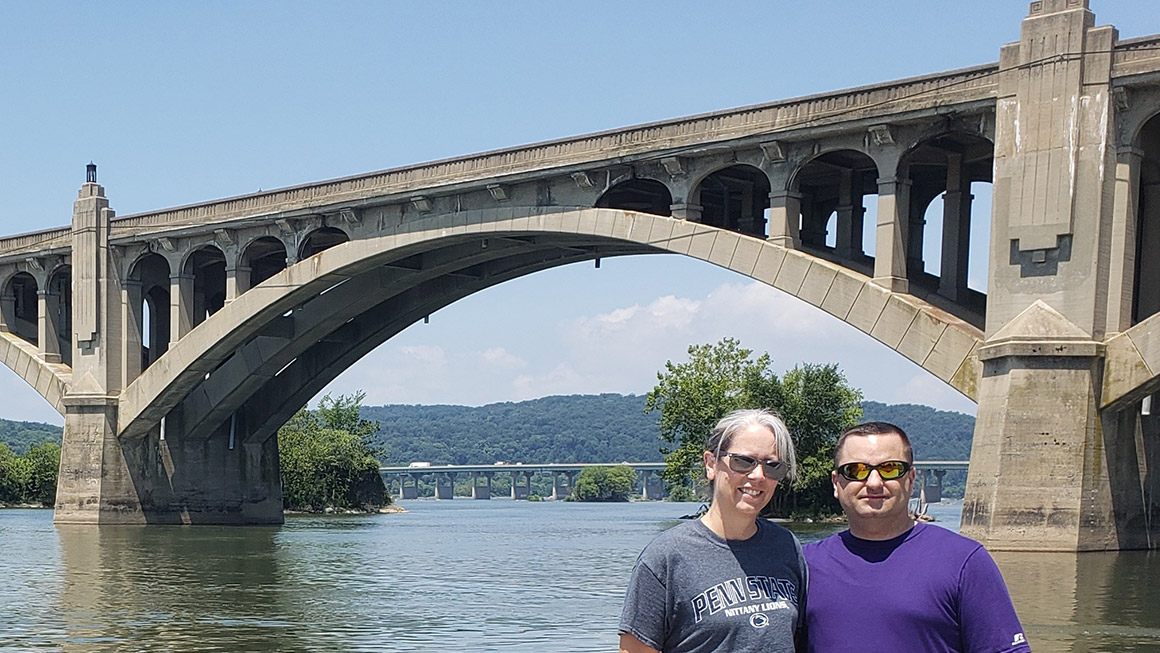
[2,2,1157,425]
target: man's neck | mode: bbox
[847,516,916,541]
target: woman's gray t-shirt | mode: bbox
[619,518,807,652]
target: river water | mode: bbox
[0,501,1156,652]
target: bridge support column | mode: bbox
[938,153,972,303]
[834,169,864,261]
[766,190,801,248]
[641,470,666,501]
[400,473,419,500]
[551,471,571,500]
[872,176,910,292]
[920,469,945,504]
[510,470,531,500]
[962,332,1148,550]
[471,471,492,499]
[960,0,1157,552]
[434,472,454,500]
[38,288,62,364]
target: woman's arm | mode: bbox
[619,632,660,653]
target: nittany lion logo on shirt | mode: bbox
[749,613,769,629]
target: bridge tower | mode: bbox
[962,0,1159,550]
[53,168,283,524]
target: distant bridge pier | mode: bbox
[640,470,666,501]
[470,471,492,499]
[510,470,532,499]
[919,469,945,504]
[551,471,575,500]
[399,474,419,500]
[434,472,455,500]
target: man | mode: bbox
[803,422,1031,652]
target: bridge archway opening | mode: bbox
[182,246,226,329]
[46,266,71,366]
[794,150,879,274]
[902,132,993,327]
[1134,112,1160,323]
[1,272,39,346]
[300,227,350,259]
[130,253,172,371]
[240,237,288,291]
[595,178,672,216]
[693,165,769,237]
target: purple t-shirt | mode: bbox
[803,523,1031,653]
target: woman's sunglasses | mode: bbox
[835,460,911,482]
[721,452,788,481]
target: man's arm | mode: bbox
[960,547,1032,653]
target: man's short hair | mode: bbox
[834,421,913,465]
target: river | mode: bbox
[0,501,1156,651]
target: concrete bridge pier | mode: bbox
[510,470,531,500]
[434,472,455,500]
[919,469,945,505]
[550,471,574,500]
[54,176,283,524]
[640,470,666,501]
[471,471,492,499]
[400,474,419,500]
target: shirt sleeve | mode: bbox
[959,547,1032,653]
[619,558,668,650]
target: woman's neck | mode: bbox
[700,505,758,541]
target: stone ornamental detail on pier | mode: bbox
[1,1,1158,551]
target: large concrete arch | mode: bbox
[1102,310,1160,410]
[115,206,982,442]
[0,331,70,415]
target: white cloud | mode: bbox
[478,347,526,371]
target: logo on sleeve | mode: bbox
[1012,633,1026,646]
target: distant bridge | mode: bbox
[379,460,969,501]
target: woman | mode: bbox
[618,408,806,653]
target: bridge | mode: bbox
[3,1,1159,550]
[379,461,969,501]
[379,463,669,500]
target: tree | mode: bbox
[748,363,862,516]
[278,392,390,512]
[646,338,863,517]
[19,442,60,506]
[645,338,771,492]
[571,465,638,502]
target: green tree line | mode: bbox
[0,442,60,506]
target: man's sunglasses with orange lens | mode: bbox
[836,460,911,482]
[721,452,788,481]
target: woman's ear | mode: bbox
[703,450,717,481]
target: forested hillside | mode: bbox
[859,401,974,461]
[0,396,978,467]
[364,395,976,466]
[363,394,663,464]
[0,420,62,454]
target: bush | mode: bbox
[572,465,637,502]
[278,393,390,512]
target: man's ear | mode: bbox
[832,470,840,500]
[703,450,717,481]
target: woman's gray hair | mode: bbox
[705,408,797,484]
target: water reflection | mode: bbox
[0,503,1155,651]
[996,550,1160,652]
[57,524,294,651]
